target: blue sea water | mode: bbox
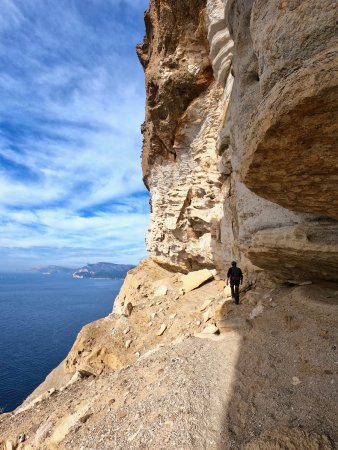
[0,272,123,412]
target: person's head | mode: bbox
[231,261,237,267]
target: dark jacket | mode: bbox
[227,266,243,285]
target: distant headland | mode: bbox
[31,262,135,279]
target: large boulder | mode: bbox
[181,269,215,293]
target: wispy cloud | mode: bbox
[0,0,149,269]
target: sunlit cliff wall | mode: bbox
[136,0,227,273]
[137,0,338,282]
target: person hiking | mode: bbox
[226,261,243,305]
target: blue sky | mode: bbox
[0,0,150,270]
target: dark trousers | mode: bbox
[231,283,240,304]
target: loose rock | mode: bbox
[287,280,313,286]
[18,433,26,443]
[154,285,168,297]
[202,309,212,322]
[201,324,219,334]
[157,324,167,336]
[291,376,301,386]
[181,269,214,293]
[199,299,213,312]
[125,340,132,349]
[122,302,133,317]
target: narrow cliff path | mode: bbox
[64,283,336,450]
[1,279,337,449]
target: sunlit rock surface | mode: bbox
[1,1,337,448]
[137,0,230,272]
[138,0,338,281]
[206,0,233,85]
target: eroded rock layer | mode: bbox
[138,0,231,272]
[248,222,338,282]
[227,0,338,218]
[221,0,338,277]
[138,0,338,281]
[137,0,212,179]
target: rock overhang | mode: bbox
[242,49,338,219]
[224,0,338,220]
[247,222,338,282]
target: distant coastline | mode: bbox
[32,262,135,280]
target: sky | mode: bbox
[0,0,150,271]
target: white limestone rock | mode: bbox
[181,269,214,293]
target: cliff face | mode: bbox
[139,0,338,282]
[222,0,338,281]
[137,0,228,272]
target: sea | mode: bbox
[0,272,123,412]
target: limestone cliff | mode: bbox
[137,0,338,282]
[1,1,337,449]
[221,0,338,281]
[137,0,227,272]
